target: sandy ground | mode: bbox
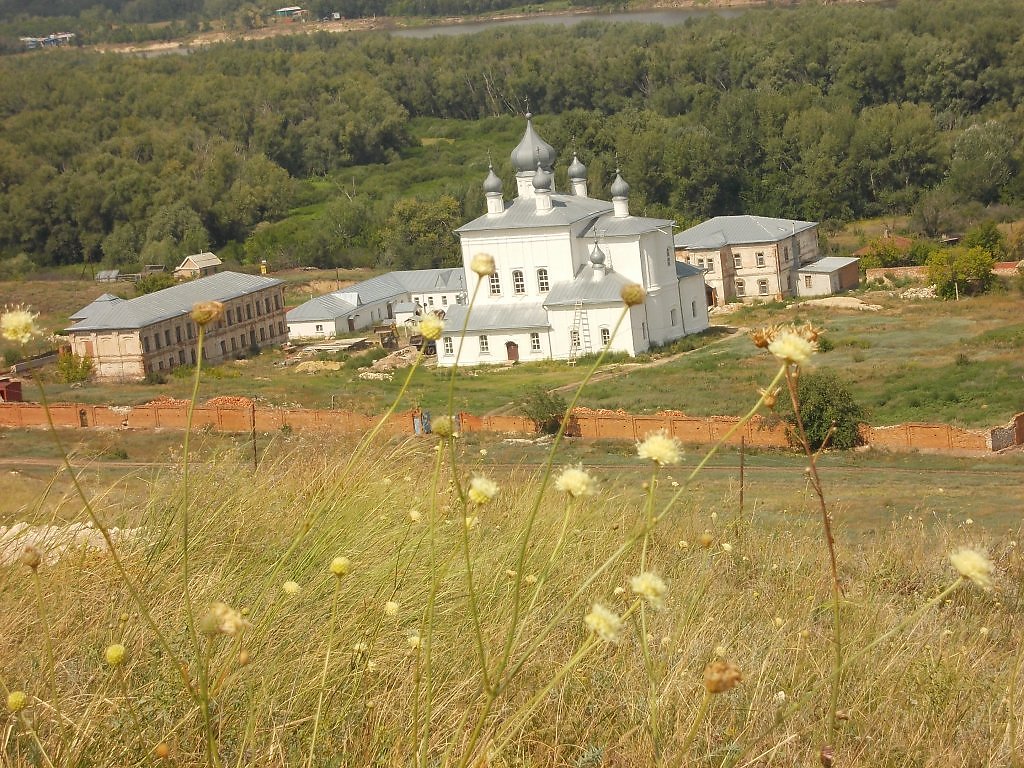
[92,0,880,55]
[793,296,883,311]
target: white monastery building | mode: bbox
[440,115,709,367]
[674,215,820,306]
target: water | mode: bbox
[391,8,743,39]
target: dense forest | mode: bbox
[2,0,1024,274]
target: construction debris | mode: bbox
[899,285,937,299]
[294,360,343,374]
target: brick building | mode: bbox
[65,272,286,382]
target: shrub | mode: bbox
[56,352,93,383]
[780,368,867,450]
[518,385,568,434]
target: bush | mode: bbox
[780,369,867,450]
[56,353,93,383]
[518,385,568,434]
[134,273,177,296]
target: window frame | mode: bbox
[479,335,490,354]
[512,269,525,295]
[537,268,550,293]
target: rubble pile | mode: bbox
[294,360,343,374]
[899,285,937,299]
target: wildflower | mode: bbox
[505,569,517,578]
[758,386,780,409]
[282,581,301,596]
[199,602,250,637]
[620,283,646,307]
[767,328,817,366]
[697,531,714,548]
[630,571,668,610]
[154,743,171,759]
[417,314,444,341]
[773,616,784,629]
[555,464,598,498]
[104,643,126,667]
[20,544,42,570]
[750,325,779,349]
[704,659,743,693]
[523,574,538,585]
[979,626,990,636]
[721,542,733,553]
[710,511,718,522]
[190,300,224,327]
[949,547,994,590]
[479,448,488,456]
[330,556,352,577]
[965,518,974,525]
[407,634,421,651]
[678,540,689,549]
[773,690,787,705]
[613,586,626,596]
[468,476,499,505]
[408,509,422,523]
[353,642,369,655]
[1,306,40,345]
[464,516,480,530]
[584,603,623,644]
[470,253,496,277]
[384,601,399,618]
[6,691,27,713]
[636,431,682,466]
[433,415,456,438]
[713,645,727,658]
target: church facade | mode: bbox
[439,115,710,368]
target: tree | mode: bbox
[781,369,867,451]
[962,220,1007,259]
[518,386,568,435]
[926,246,997,299]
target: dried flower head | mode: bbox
[418,314,444,341]
[154,742,171,759]
[949,547,994,590]
[470,253,496,277]
[104,643,126,667]
[637,431,682,466]
[383,601,399,618]
[630,571,668,610]
[199,602,250,637]
[758,386,780,409]
[433,415,456,439]
[697,531,714,548]
[750,325,779,349]
[555,465,598,498]
[468,476,499,505]
[20,544,42,570]
[584,603,623,644]
[704,659,743,693]
[407,634,421,651]
[620,283,646,307]
[282,581,301,596]
[408,509,422,523]
[190,300,224,327]
[768,329,817,366]
[6,691,27,713]
[1,306,40,345]
[330,556,352,577]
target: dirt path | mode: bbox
[480,324,746,417]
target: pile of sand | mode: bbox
[294,360,343,374]
[793,296,883,311]
[0,522,140,566]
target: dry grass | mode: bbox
[1,426,1021,766]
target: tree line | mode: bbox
[2,0,1024,274]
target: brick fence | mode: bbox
[0,402,1020,454]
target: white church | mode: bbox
[438,115,709,367]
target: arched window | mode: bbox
[537,268,549,293]
[512,270,525,294]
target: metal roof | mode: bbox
[457,194,612,233]
[69,293,126,321]
[443,303,549,333]
[675,261,705,279]
[579,214,675,238]
[674,216,817,250]
[543,266,633,308]
[798,256,860,274]
[66,272,282,332]
[287,268,466,322]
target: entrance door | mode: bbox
[506,341,519,362]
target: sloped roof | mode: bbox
[287,268,466,322]
[176,252,222,270]
[798,256,860,274]
[67,272,281,332]
[443,303,549,333]
[457,194,612,233]
[543,266,633,308]
[675,261,705,279]
[674,216,817,250]
[69,293,126,322]
[579,213,675,239]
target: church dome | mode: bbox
[511,113,557,174]
[483,165,503,195]
[568,153,587,180]
[610,171,630,198]
[532,163,553,191]
[589,242,607,266]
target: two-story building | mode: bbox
[674,216,819,306]
[66,272,287,382]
